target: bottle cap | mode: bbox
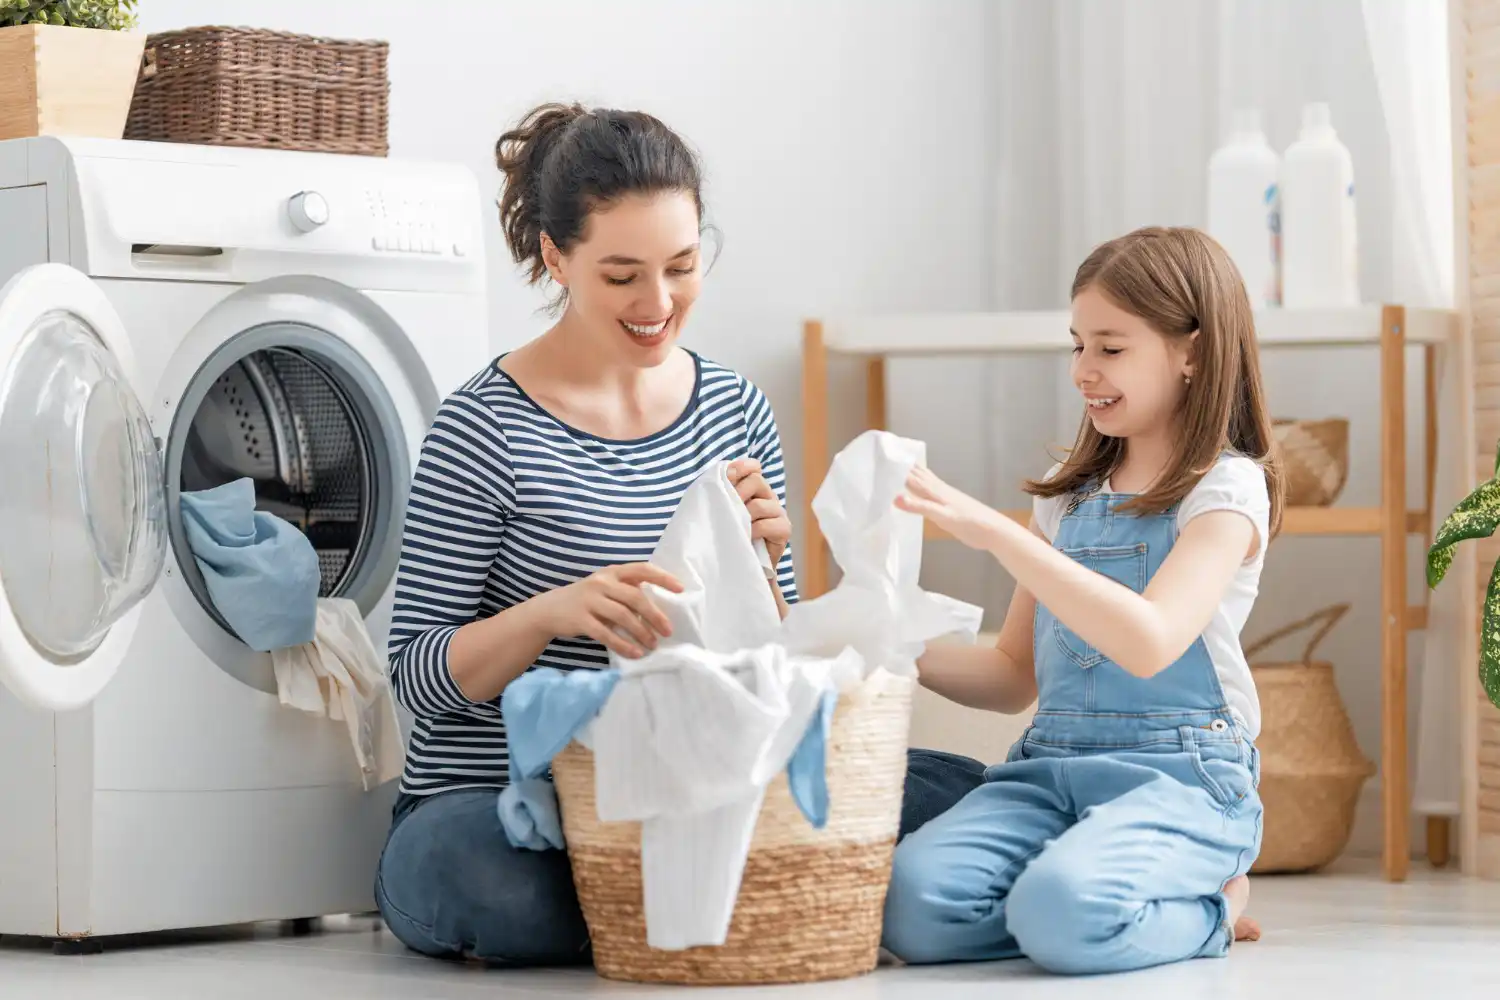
[1301,102,1332,133]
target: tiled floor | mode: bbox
[5,860,1499,998]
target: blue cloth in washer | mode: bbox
[179,478,320,651]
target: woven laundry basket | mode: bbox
[550,670,914,986]
[1245,603,1375,873]
[1272,417,1349,507]
[124,26,389,156]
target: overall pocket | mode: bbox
[1189,737,1257,812]
[1050,542,1148,668]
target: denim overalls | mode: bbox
[882,488,1263,976]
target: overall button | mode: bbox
[1210,718,1229,733]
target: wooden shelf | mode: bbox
[820,306,1459,356]
[924,506,1430,538]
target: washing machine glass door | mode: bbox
[0,264,167,711]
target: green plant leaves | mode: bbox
[1427,477,1500,588]
[0,0,137,30]
[1430,438,1500,711]
[1485,558,1500,711]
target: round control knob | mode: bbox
[287,191,329,233]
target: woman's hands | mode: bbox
[728,458,791,568]
[894,465,1010,550]
[535,563,684,660]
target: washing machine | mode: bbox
[0,137,488,943]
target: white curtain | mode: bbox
[988,0,1461,828]
[1360,0,1462,818]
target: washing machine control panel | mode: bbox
[364,187,467,257]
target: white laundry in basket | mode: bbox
[585,433,982,950]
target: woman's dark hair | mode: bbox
[495,102,707,300]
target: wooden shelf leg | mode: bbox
[867,357,887,433]
[1428,815,1452,868]
[801,321,830,600]
[1381,304,1411,882]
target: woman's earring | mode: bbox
[1183,374,1192,385]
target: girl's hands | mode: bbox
[729,458,791,568]
[895,465,1009,551]
[535,563,684,660]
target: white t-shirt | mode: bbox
[1031,454,1271,737]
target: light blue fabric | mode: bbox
[178,478,321,652]
[496,665,835,851]
[496,777,565,851]
[503,667,623,781]
[881,485,1263,976]
[787,687,838,829]
[496,667,620,852]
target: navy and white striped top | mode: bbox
[387,351,798,798]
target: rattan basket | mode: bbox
[550,670,913,986]
[1272,417,1349,507]
[1245,603,1375,873]
[123,26,389,156]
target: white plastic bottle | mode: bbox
[1279,102,1359,308]
[1207,109,1281,308]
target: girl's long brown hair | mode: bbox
[1024,227,1284,536]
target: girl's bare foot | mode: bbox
[1224,875,1259,941]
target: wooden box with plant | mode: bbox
[0,1,143,142]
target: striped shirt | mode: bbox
[387,351,798,798]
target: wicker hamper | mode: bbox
[550,670,914,986]
[1245,603,1375,873]
[1271,417,1349,507]
[124,26,389,156]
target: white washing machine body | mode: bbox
[0,137,489,939]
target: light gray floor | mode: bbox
[5,860,1497,998]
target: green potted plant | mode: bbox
[0,1,143,142]
[1427,440,1500,708]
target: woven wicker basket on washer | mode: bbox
[124,26,389,156]
[1245,603,1374,873]
[550,670,913,986]
[1271,417,1349,507]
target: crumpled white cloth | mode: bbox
[580,434,982,951]
[780,430,985,672]
[271,598,404,791]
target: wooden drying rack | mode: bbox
[799,304,1461,882]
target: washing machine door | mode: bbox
[0,264,167,711]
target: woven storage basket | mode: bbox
[123,27,388,156]
[1272,417,1349,507]
[550,670,914,986]
[1245,603,1374,873]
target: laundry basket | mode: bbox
[1245,604,1375,873]
[124,26,389,155]
[550,670,914,986]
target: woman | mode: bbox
[374,100,986,967]
[371,101,800,966]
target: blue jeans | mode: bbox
[882,739,1262,975]
[374,747,985,964]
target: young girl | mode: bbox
[883,226,1281,976]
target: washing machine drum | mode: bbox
[180,348,371,598]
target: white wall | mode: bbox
[134,2,1436,853]
[136,0,1004,615]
